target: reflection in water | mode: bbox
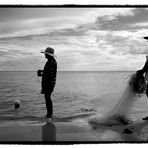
[42,122,56,141]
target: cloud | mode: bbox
[94,8,148,31]
[134,22,148,27]
[1,8,148,71]
[0,16,79,38]
[0,8,134,38]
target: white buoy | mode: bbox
[14,100,20,109]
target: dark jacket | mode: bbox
[41,57,57,94]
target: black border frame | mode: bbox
[0,4,148,145]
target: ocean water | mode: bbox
[0,71,148,126]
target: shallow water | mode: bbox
[0,71,148,126]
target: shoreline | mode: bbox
[0,120,148,143]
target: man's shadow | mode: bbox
[42,122,56,141]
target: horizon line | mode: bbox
[0,70,136,72]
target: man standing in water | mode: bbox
[37,47,57,121]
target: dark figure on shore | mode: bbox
[136,36,148,120]
[137,37,148,97]
[37,47,57,119]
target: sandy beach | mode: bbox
[0,120,148,143]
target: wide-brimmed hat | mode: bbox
[41,47,55,57]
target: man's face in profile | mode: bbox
[45,53,52,60]
[45,53,48,59]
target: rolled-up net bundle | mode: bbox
[89,72,146,126]
[129,72,146,94]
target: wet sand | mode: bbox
[0,121,148,143]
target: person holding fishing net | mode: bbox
[135,36,148,120]
[37,47,57,121]
[89,36,148,126]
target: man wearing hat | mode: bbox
[37,47,57,120]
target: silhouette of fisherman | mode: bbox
[37,47,57,120]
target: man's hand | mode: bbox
[37,70,43,77]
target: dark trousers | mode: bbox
[44,93,53,117]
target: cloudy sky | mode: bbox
[0,7,148,71]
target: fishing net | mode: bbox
[129,72,146,94]
[89,72,147,125]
